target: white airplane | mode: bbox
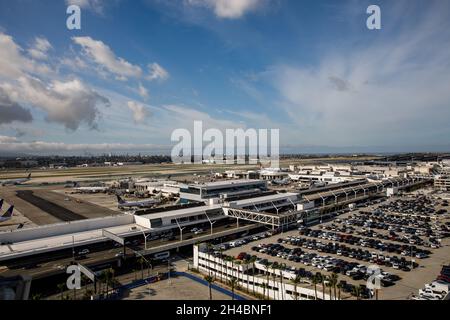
[116,195,160,209]
[73,182,109,193]
[1,173,31,186]
[0,205,14,223]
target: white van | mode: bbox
[424,281,450,295]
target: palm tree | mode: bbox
[206,243,214,275]
[312,274,320,300]
[204,275,214,300]
[103,271,110,298]
[290,275,302,300]
[314,273,325,300]
[105,268,115,298]
[109,268,116,293]
[243,259,251,293]
[100,271,108,297]
[272,264,280,300]
[218,248,224,283]
[326,277,332,301]
[138,257,145,279]
[320,274,326,300]
[336,283,342,300]
[261,282,267,300]
[81,274,89,295]
[329,273,339,300]
[250,257,257,295]
[263,264,271,300]
[97,272,104,295]
[277,264,285,300]
[228,277,237,300]
[57,283,65,300]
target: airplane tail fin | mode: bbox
[27,173,32,179]
[116,195,125,204]
[1,206,14,218]
[0,199,3,210]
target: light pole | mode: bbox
[72,235,75,261]
[136,251,152,278]
[140,228,152,250]
[331,191,338,205]
[175,218,185,242]
[287,197,297,210]
[350,187,358,200]
[204,211,217,235]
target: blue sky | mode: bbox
[0,0,449,155]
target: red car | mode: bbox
[236,252,246,260]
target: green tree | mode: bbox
[228,277,238,300]
[138,257,145,279]
[261,282,267,300]
[290,275,302,300]
[326,277,332,300]
[329,273,339,300]
[204,275,215,300]
[312,274,321,300]
[57,283,65,300]
[250,257,257,295]
[336,283,342,300]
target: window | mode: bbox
[150,218,163,228]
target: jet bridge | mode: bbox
[223,207,301,230]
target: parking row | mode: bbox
[250,242,400,288]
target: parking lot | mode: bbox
[215,193,449,300]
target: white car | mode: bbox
[424,281,450,295]
[418,288,444,300]
[78,249,90,255]
[194,229,204,235]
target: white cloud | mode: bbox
[147,62,169,81]
[0,33,51,78]
[0,135,19,144]
[0,87,33,124]
[127,101,151,124]
[65,0,106,14]
[0,33,111,131]
[28,37,52,60]
[267,3,450,146]
[0,136,167,154]
[162,104,239,132]
[73,36,143,80]
[187,0,262,19]
[1,77,110,131]
[137,83,149,100]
